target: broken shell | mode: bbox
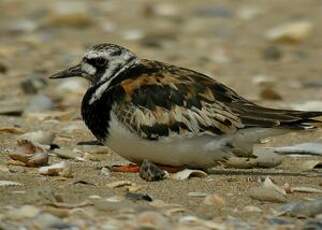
[243,205,262,213]
[263,177,286,196]
[172,169,207,180]
[266,21,313,43]
[25,152,48,167]
[106,195,125,202]
[0,180,23,186]
[249,186,287,203]
[18,130,55,145]
[107,181,134,189]
[39,161,70,176]
[224,155,282,169]
[15,139,49,155]
[299,160,322,170]
[188,192,208,197]
[290,186,322,194]
[9,152,30,163]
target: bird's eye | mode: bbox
[94,57,107,67]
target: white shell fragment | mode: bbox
[249,177,287,203]
[187,192,208,197]
[39,161,70,176]
[107,180,135,189]
[249,187,287,203]
[289,186,322,194]
[273,143,322,156]
[266,21,313,43]
[172,169,207,180]
[224,155,282,169]
[0,180,23,186]
[243,205,262,213]
[263,177,286,196]
[18,130,55,145]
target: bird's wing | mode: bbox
[113,60,245,140]
[114,59,322,140]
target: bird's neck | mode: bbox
[88,58,139,105]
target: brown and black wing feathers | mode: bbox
[114,59,322,140]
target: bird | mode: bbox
[50,43,322,172]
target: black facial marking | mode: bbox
[86,57,107,68]
[110,49,122,56]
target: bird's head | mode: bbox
[50,43,139,85]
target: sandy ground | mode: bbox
[0,0,322,229]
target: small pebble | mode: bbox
[20,77,47,95]
[262,46,282,61]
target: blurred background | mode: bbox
[1,2,322,228]
[1,0,322,113]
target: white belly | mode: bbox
[105,113,233,168]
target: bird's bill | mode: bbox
[49,64,83,79]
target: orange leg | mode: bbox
[111,163,185,173]
[111,163,140,173]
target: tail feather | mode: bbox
[234,104,322,129]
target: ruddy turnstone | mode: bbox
[50,43,322,172]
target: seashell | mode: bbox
[18,130,55,145]
[0,180,23,186]
[88,195,102,199]
[243,205,262,213]
[9,152,30,163]
[290,186,322,194]
[106,195,125,202]
[39,161,70,176]
[263,177,286,195]
[15,140,49,155]
[299,160,322,170]
[25,152,48,167]
[266,21,313,43]
[164,207,186,216]
[172,169,207,180]
[187,192,208,197]
[107,180,135,189]
[249,186,287,203]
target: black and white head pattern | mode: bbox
[81,43,139,104]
